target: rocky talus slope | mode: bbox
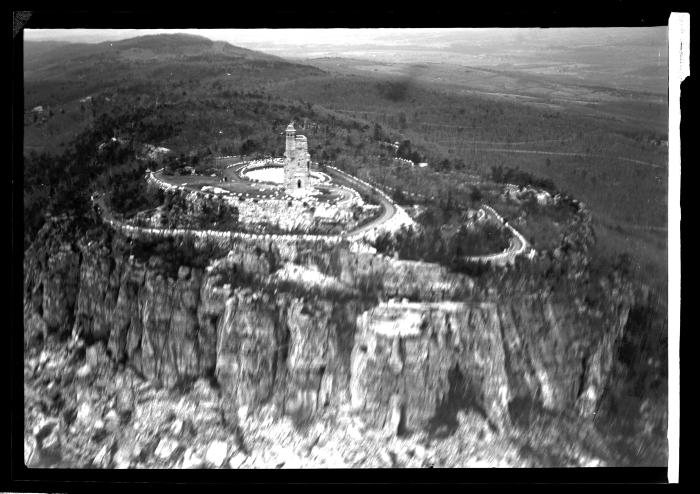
[23,219,638,468]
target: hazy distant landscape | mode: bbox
[22,28,669,471]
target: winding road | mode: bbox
[97,160,534,268]
[347,192,397,237]
[324,166,400,237]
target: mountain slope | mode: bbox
[24,33,325,98]
[23,33,327,154]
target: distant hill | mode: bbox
[25,33,280,67]
[22,33,327,155]
[24,33,323,90]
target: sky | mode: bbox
[24,27,666,49]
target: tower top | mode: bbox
[286,122,295,132]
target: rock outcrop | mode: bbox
[350,301,511,434]
[23,219,633,441]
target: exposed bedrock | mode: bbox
[349,302,511,434]
[349,297,630,433]
[23,222,631,435]
[70,245,212,386]
[214,291,342,423]
[23,242,81,337]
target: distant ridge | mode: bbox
[24,33,290,76]
[23,32,326,111]
[107,33,283,61]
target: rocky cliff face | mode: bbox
[350,302,510,435]
[23,220,638,467]
[348,296,630,435]
[214,291,348,425]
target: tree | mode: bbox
[392,188,407,204]
[373,123,384,142]
[398,112,407,130]
[372,232,394,255]
[491,165,504,183]
[470,186,483,204]
[438,158,451,171]
[239,138,259,156]
[397,140,412,160]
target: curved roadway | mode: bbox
[151,161,528,262]
[347,192,397,236]
[321,166,400,237]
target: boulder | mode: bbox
[25,313,48,345]
[228,452,247,469]
[113,445,133,469]
[154,437,180,460]
[86,342,108,368]
[104,409,120,430]
[76,363,93,380]
[169,418,183,436]
[24,435,40,467]
[34,417,62,462]
[76,401,93,426]
[192,377,218,402]
[273,446,302,469]
[181,447,204,469]
[93,440,115,468]
[205,440,228,468]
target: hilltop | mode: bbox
[24,33,288,73]
[21,32,668,469]
[23,33,667,288]
[24,34,324,107]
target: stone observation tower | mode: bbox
[283,122,311,192]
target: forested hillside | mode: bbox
[21,32,669,469]
[24,33,667,291]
